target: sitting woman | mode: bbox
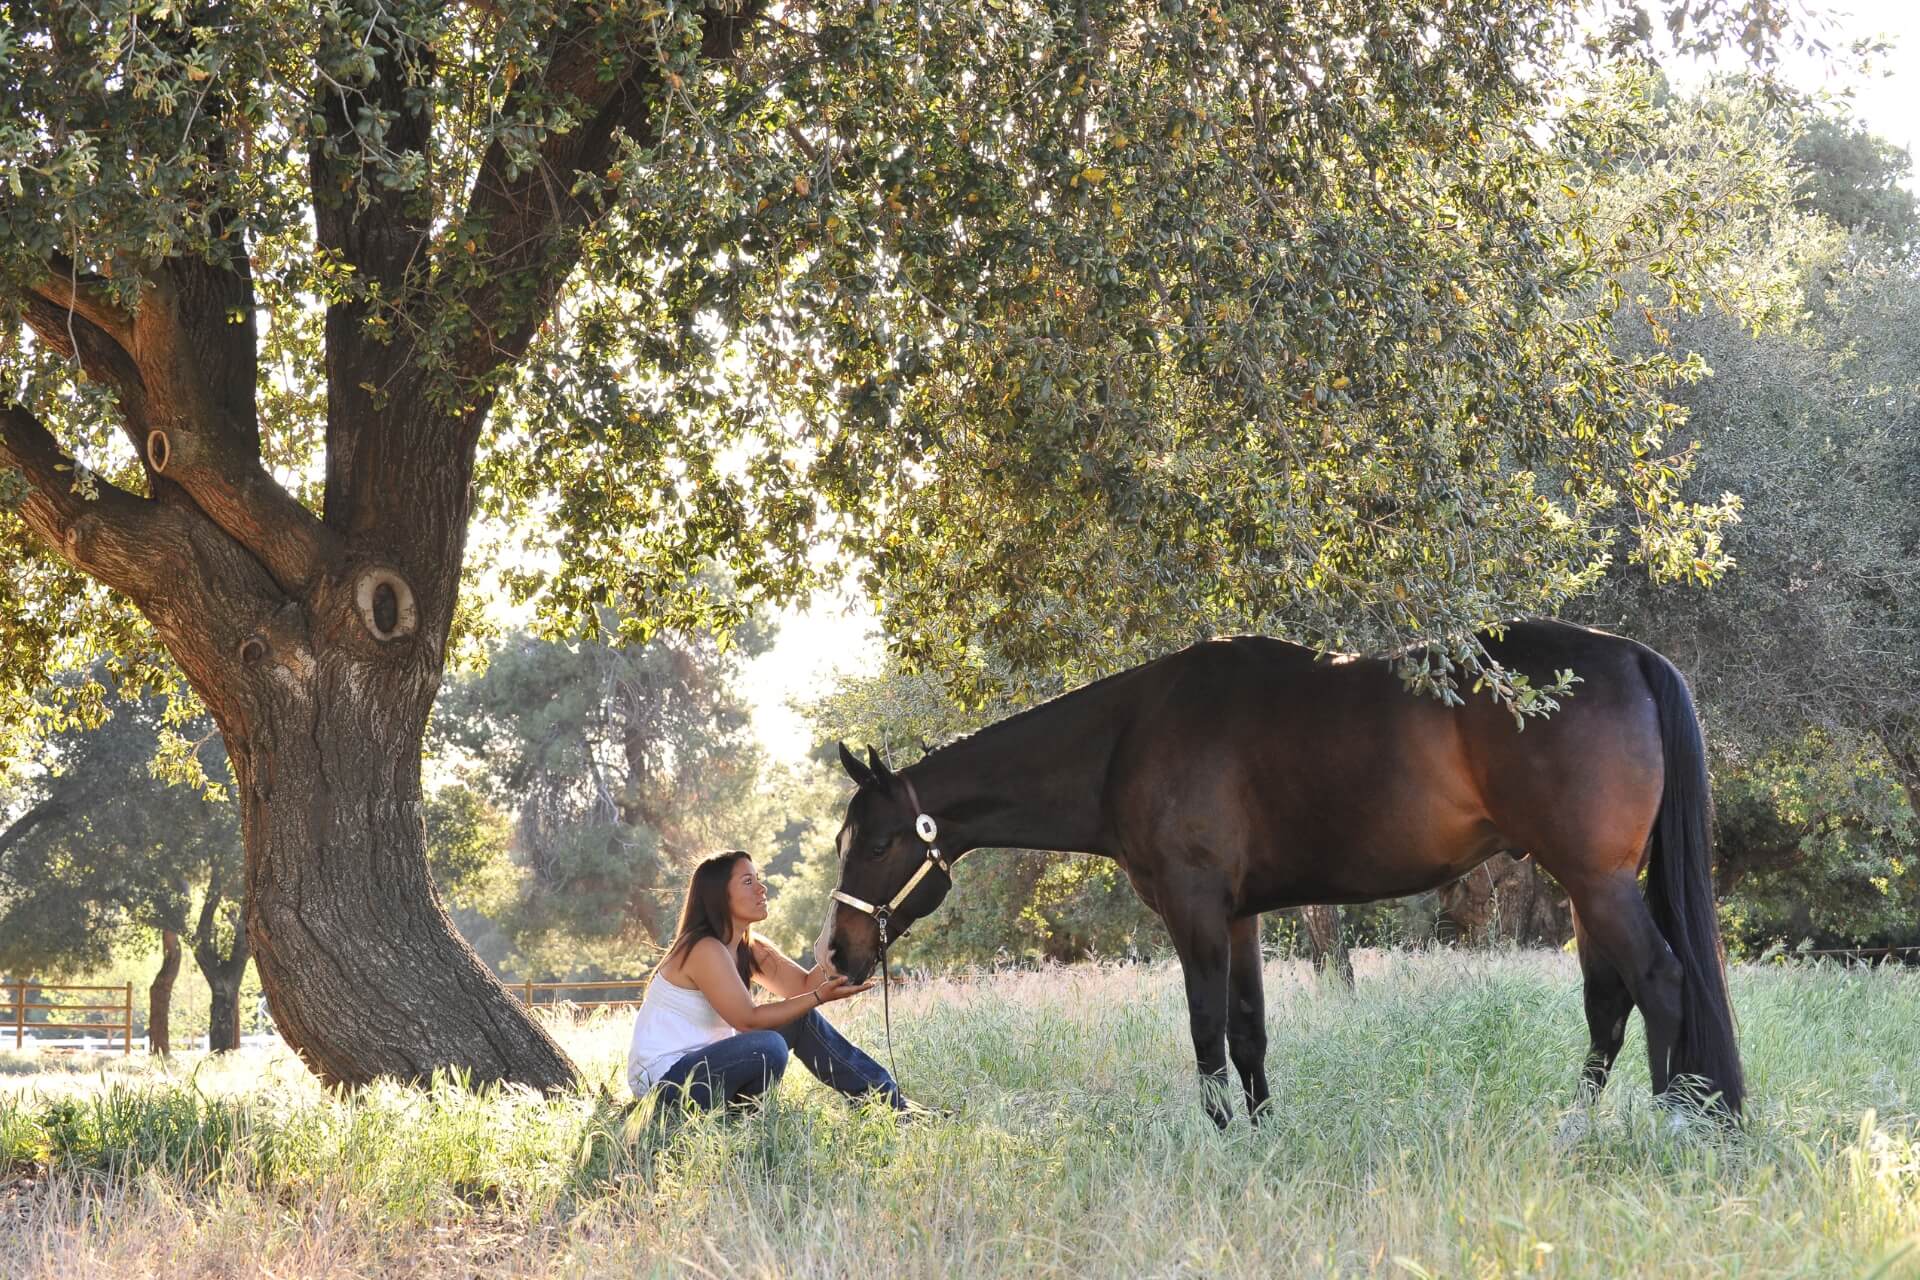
[628,849,906,1113]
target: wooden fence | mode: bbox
[5,980,134,1054]
[512,977,650,1013]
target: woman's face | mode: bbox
[727,858,769,926]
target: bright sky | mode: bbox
[736,0,1920,768]
[1678,0,1920,189]
[739,580,880,767]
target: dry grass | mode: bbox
[1,949,1917,1279]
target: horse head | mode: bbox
[816,742,955,983]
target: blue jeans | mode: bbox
[651,1009,904,1112]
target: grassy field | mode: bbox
[1,949,1916,1279]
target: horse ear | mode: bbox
[866,745,894,783]
[838,741,872,786]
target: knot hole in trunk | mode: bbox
[355,568,417,642]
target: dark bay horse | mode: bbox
[817,620,1743,1126]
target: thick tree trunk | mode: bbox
[1297,904,1354,987]
[232,684,576,1089]
[149,930,181,1056]
[0,1,759,1094]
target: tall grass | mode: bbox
[1,950,1915,1278]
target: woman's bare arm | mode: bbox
[748,937,827,999]
[684,938,869,1031]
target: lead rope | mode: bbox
[876,908,900,1092]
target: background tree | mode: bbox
[1577,94,1920,947]
[430,612,773,973]
[189,861,249,1051]
[1585,254,1920,945]
[1791,114,1919,250]
[418,778,521,972]
[0,0,1819,1085]
[1710,731,1918,947]
[0,686,239,1052]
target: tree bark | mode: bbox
[232,675,577,1087]
[1297,904,1354,988]
[149,930,182,1056]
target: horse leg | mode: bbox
[1573,907,1635,1102]
[1564,875,1683,1101]
[1161,895,1234,1128]
[1226,915,1270,1122]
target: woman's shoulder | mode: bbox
[654,938,719,988]
[682,936,738,971]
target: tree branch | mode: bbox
[192,863,222,966]
[0,800,68,860]
[18,293,155,446]
[3,397,313,742]
[27,252,136,352]
[0,403,172,600]
[446,3,763,389]
[17,267,340,598]
[308,0,439,539]
[193,859,249,976]
[130,241,342,596]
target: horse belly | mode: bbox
[1236,821,1505,909]
[1234,769,1505,912]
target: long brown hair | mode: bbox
[663,850,757,985]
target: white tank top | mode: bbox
[627,973,734,1093]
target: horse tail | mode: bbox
[1637,649,1744,1115]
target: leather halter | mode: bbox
[828,773,952,1094]
[829,774,951,935]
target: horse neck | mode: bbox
[901,680,1131,859]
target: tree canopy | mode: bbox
[1,0,1822,725]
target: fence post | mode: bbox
[11,980,21,1051]
[123,982,133,1056]
[523,979,533,1008]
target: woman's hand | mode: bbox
[811,973,875,1004]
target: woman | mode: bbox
[628,850,908,1113]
